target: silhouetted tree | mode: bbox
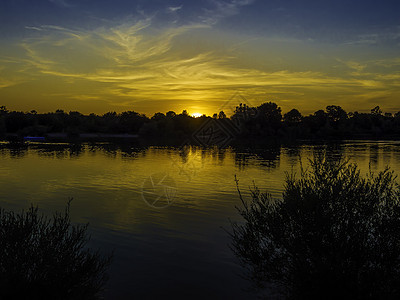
[166,111,176,119]
[0,106,8,115]
[258,102,282,123]
[119,111,147,133]
[233,103,257,121]
[283,109,302,124]
[172,110,195,136]
[314,109,327,120]
[1,102,400,141]
[371,106,382,116]
[151,112,166,121]
[326,105,347,123]
[282,109,304,138]
[230,157,400,299]
[252,102,282,135]
[0,201,111,299]
[218,111,227,119]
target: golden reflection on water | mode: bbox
[1,142,400,229]
[1,141,400,298]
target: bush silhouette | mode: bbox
[231,157,400,299]
[0,201,111,299]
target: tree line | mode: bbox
[1,103,400,141]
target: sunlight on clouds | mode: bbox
[0,56,29,89]
[0,79,17,89]
[1,12,399,114]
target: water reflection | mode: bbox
[2,141,397,169]
[0,141,399,298]
[0,142,28,158]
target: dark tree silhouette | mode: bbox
[258,102,282,123]
[1,102,400,142]
[230,157,400,299]
[283,108,302,124]
[151,112,166,121]
[218,111,227,119]
[0,106,8,114]
[232,103,257,121]
[326,105,347,123]
[0,201,112,299]
[371,106,382,116]
[166,111,176,118]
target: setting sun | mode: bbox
[191,113,203,118]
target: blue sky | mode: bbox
[2,0,399,41]
[0,0,399,115]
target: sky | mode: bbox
[0,0,399,116]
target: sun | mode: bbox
[191,112,203,118]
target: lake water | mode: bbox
[1,141,400,299]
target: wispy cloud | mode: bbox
[167,5,183,13]
[345,26,400,46]
[3,10,400,114]
[25,26,44,32]
[201,0,255,25]
[0,52,33,89]
[0,79,19,89]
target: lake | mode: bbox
[1,140,400,299]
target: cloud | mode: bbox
[201,0,255,25]
[0,79,19,89]
[345,27,400,46]
[0,52,31,89]
[25,26,43,31]
[5,12,400,114]
[167,5,183,13]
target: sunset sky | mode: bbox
[0,0,399,116]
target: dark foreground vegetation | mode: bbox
[231,157,400,299]
[1,103,400,142]
[0,201,111,299]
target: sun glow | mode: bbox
[191,113,203,118]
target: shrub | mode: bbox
[0,201,112,299]
[230,157,400,299]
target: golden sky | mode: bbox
[0,0,399,116]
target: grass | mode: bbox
[230,156,400,299]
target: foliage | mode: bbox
[283,109,302,124]
[0,201,112,299]
[230,157,400,299]
[1,103,400,141]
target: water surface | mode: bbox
[1,141,399,299]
